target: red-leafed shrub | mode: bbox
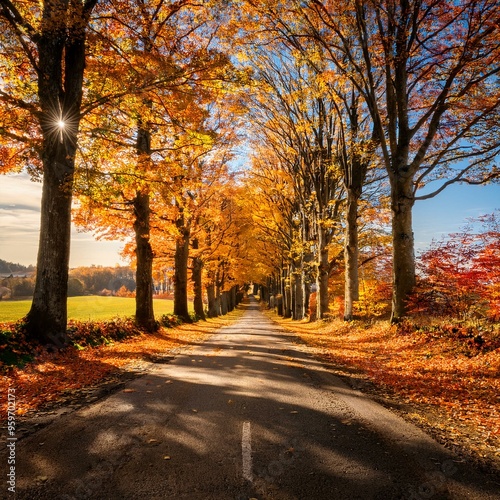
[411,211,500,320]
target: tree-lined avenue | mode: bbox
[10,298,499,499]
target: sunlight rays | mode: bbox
[41,102,80,146]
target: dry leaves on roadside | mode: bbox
[0,312,242,420]
[271,314,500,471]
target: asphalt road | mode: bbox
[8,298,500,499]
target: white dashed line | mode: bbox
[242,421,253,483]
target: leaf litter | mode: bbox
[269,313,500,474]
[0,311,243,430]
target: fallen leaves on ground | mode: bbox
[0,311,243,421]
[269,313,500,473]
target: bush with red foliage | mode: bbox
[410,211,500,320]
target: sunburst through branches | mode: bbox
[41,103,80,146]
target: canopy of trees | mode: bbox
[1,0,498,344]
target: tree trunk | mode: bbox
[174,210,191,323]
[25,143,74,346]
[260,284,268,304]
[133,190,156,331]
[390,177,416,322]
[25,0,97,345]
[283,266,292,318]
[236,287,243,306]
[216,282,222,315]
[317,223,330,319]
[191,239,205,320]
[276,267,284,316]
[344,189,360,321]
[206,282,218,318]
[229,286,237,312]
[303,278,310,320]
[302,249,312,319]
[221,291,228,315]
[293,268,304,320]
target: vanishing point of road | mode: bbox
[10,298,500,499]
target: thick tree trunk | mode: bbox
[317,223,330,319]
[390,178,416,322]
[344,189,360,321]
[221,291,228,315]
[303,278,310,320]
[293,267,304,320]
[216,282,222,315]
[133,190,156,331]
[260,284,268,304]
[174,223,191,322]
[26,144,74,346]
[283,266,292,318]
[215,267,225,314]
[25,0,97,345]
[276,266,284,316]
[302,249,312,319]
[236,287,243,306]
[229,286,237,312]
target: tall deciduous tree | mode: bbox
[241,0,499,322]
[0,0,98,345]
[300,0,500,321]
[74,0,232,328]
[246,46,345,319]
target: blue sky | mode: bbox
[413,182,500,254]
[0,172,498,267]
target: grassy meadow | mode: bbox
[0,296,176,322]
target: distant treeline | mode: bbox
[69,266,136,296]
[0,262,136,299]
[0,259,35,275]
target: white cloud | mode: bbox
[0,173,127,267]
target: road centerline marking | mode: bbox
[242,421,253,483]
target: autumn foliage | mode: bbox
[272,314,500,472]
[410,212,500,320]
[0,0,498,467]
[0,308,244,419]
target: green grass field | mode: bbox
[0,296,176,322]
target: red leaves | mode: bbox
[412,211,500,319]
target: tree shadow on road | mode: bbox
[9,299,500,500]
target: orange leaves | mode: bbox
[0,323,127,416]
[272,313,500,469]
[0,316,227,421]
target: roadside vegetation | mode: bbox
[257,213,500,474]
[269,312,500,475]
[0,307,244,422]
